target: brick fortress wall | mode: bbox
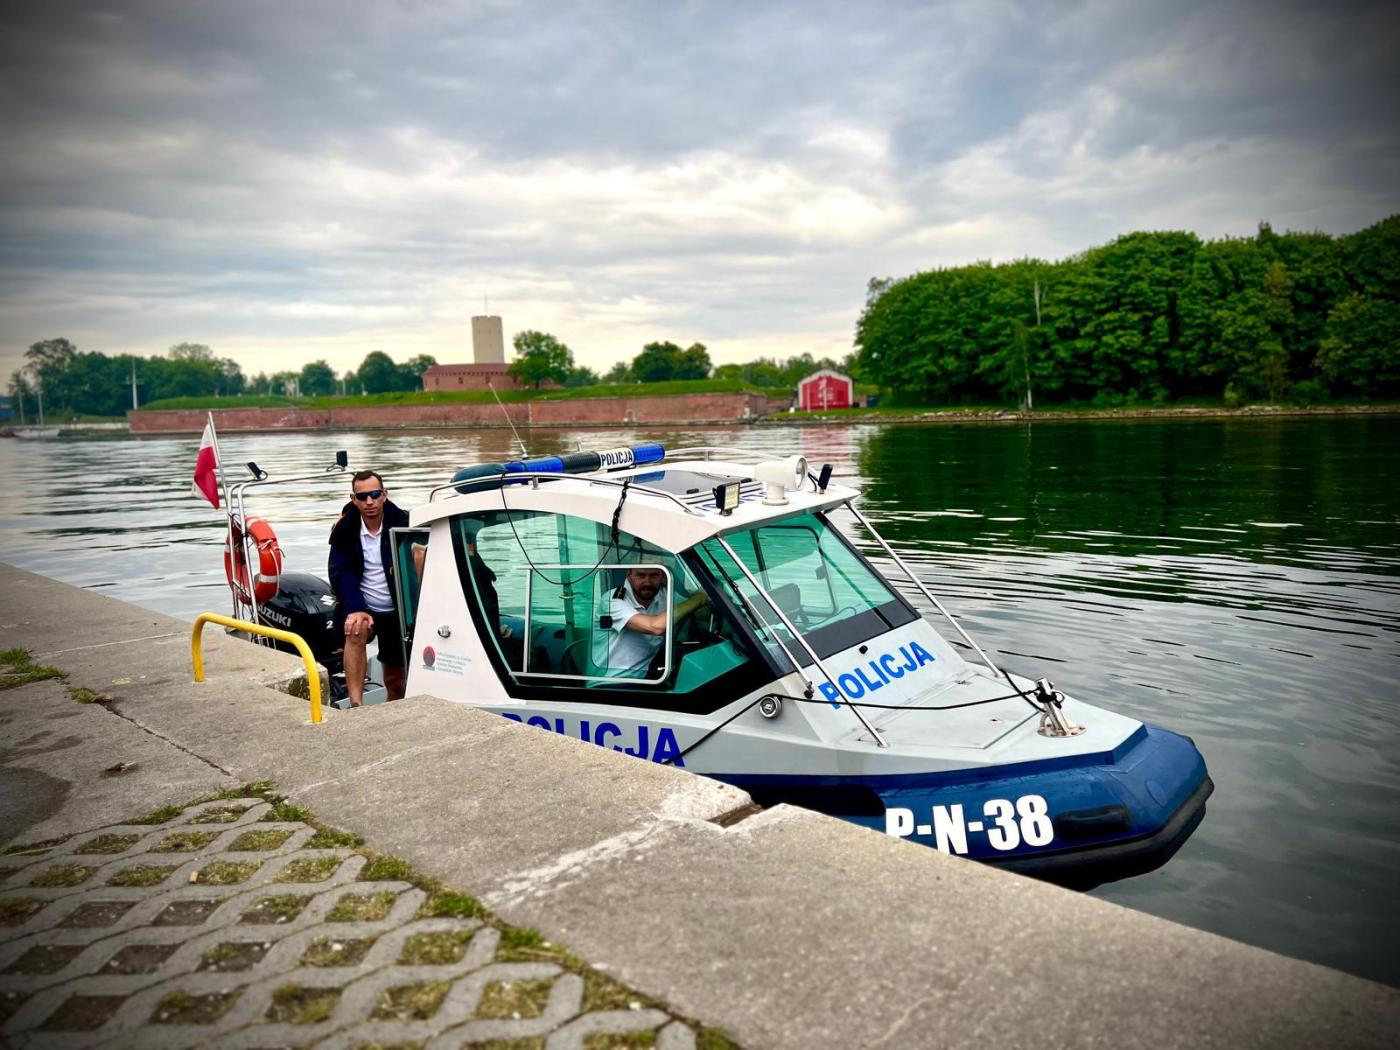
[129,392,792,434]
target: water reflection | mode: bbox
[1,416,1397,986]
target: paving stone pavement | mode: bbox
[0,795,715,1050]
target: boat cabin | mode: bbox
[396,447,970,742]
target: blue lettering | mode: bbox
[625,724,651,758]
[910,641,935,667]
[580,719,591,742]
[595,722,621,749]
[838,672,865,699]
[856,666,884,692]
[817,681,842,708]
[652,728,685,767]
[501,712,523,723]
[526,715,552,730]
[553,717,566,735]
[879,653,904,679]
[900,646,917,672]
[870,658,890,683]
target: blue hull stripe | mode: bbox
[713,724,1210,872]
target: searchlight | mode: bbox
[754,455,808,505]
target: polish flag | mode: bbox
[190,420,221,509]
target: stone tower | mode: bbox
[472,315,505,364]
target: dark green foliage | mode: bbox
[631,341,686,382]
[357,351,409,394]
[507,330,574,389]
[298,359,337,396]
[7,339,244,420]
[856,216,1400,405]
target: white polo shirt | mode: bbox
[359,518,396,613]
[596,579,667,678]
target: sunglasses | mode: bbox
[353,489,385,502]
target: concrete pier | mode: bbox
[2,561,1397,1048]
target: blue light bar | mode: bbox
[504,456,564,474]
[449,445,666,491]
[451,463,506,493]
[596,444,666,471]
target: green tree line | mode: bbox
[855,215,1400,406]
[6,342,440,418]
[506,334,719,389]
[511,331,853,389]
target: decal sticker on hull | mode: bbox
[885,795,1054,854]
[423,648,469,675]
[502,713,685,766]
[818,641,936,706]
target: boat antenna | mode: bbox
[487,379,529,457]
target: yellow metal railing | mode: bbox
[192,612,324,724]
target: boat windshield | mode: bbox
[695,510,916,662]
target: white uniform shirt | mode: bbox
[598,579,667,678]
[359,518,396,613]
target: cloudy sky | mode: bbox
[1,0,1396,383]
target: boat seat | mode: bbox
[561,637,595,677]
[769,582,809,627]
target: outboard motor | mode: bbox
[253,572,341,670]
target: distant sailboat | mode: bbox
[14,386,59,438]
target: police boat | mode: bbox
[384,443,1211,887]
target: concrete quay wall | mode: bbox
[2,561,1396,1049]
[128,392,790,434]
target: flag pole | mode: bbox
[207,412,242,622]
[207,412,232,510]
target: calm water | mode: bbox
[1,418,1397,986]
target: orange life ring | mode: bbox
[224,515,283,604]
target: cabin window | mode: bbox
[698,510,915,660]
[451,510,758,704]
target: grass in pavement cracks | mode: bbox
[150,830,219,852]
[107,864,179,887]
[130,804,184,825]
[74,834,141,854]
[267,982,342,1024]
[228,828,293,851]
[86,782,746,1049]
[0,648,65,690]
[0,648,112,704]
[29,865,94,887]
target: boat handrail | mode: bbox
[227,465,352,632]
[843,498,1004,679]
[428,471,702,515]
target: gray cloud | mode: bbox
[1,0,1396,380]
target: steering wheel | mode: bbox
[682,611,723,648]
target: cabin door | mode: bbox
[389,527,431,669]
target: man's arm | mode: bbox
[621,590,709,636]
[328,523,369,617]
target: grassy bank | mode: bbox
[138,378,790,412]
[780,399,1400,422]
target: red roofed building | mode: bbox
[421,362,545,392]
[797,369,854,411]
[421,313,556,391]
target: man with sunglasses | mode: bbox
[328,470,411,706]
